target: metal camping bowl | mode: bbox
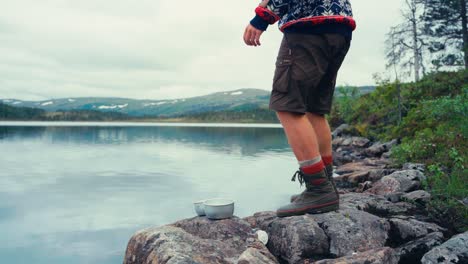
[203,198,235,220]
[193,200,206,216]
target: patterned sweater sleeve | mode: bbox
[250,0,290,31]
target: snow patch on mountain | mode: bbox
[68,99,75,102]
[98,103,128,109]
[41,101,54,106]
[12,101,22,105]
[144,102,167,107]
[231,91,243,95]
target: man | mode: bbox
[243,0,356,217]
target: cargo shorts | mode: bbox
[269,33,351,115]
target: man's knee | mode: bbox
[306,112,326,119]
[276,111,304,120]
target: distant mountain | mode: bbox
[1,86,375,117]
[1,89,270,117]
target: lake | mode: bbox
[0,122,301,264]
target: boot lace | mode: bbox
[291,170,305,186]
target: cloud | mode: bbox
[0,0,404,100]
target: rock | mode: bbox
[332,124,350,138]
[402,162,425,172]
[340,192,416,217]
[384,192,404,203]
[368,169,395,182]
[313,247,400,264]
[388,216,446,245]
[124,216,268,264]
[335,159,390,175]
[365,200,417,217]
[366,170,426,195]
[351,137,371,148]
[402,190,431,204]
[356,181,373,193]
[335,162,371,174]
[335,159,395,188]
[421,231,468,264]
[333,136,370,148]
[365,139,398,157]
[396,232,445,264]
[237,247,279,264]
[243,211,277,230]
[332,137,346,146]
[341,137,353,146]
[311,209,390,257]
[333,150,354,165]
[246,211,329,263]
[335,171,370,187]
[382,150,392,159]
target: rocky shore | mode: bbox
[123,124,467,264]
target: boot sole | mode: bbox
[291,193,340,203]
[277,200,339,217]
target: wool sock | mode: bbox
[299,156,325,174]
[299,156,322,167]
[322,155,333,167]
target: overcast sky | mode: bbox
[0,0,405,100]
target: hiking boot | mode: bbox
[290,164,338,202]
[277,168,339,217]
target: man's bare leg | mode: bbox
[275,110,339,217]
[305,112,338,197]
[276,111,320,161]
[305,112,332,157]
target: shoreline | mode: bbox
[0,120,283,128]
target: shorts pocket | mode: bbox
[272,56,292,93]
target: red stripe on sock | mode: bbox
[301,161,325,174]
[322,155,333,166]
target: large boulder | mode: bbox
[365,140,398,157]
[387,216,446,245]
[340,192,417,217]
[245,209,391,262]
[421,231,468,264]
[334,159,394,187]
[331,124,350,138]
[333,136,369,147]
[244,211,329,263]
[237,247,279,264]
[311,209,390,257]
[396,232,445,264]
[366,170,426,195]
[401,190,431,205]
[123,216,275,264]
[314,247,400,264]
[402,163,425,172]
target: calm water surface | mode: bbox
[0,122,299,264]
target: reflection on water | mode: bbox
[0,124,298,264]
[0,125,287,156]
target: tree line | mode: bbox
[0,102,279,123]
[386,0,467,81]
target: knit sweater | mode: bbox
[250,0,356,36]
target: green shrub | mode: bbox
[332,70,468,232]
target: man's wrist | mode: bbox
[250,15,269,31]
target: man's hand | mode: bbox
[259,0,269,8]
[243,24,264,47]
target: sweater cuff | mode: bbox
[250,15,269,31]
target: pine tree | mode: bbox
[422,0,468,69]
